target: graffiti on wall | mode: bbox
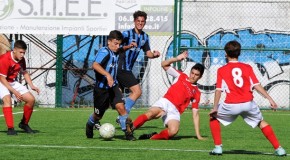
[164,28,290,108]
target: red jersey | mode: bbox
[0,51,26,82]
[216,61,259,103]
[163,68,201,114]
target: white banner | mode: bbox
[0,0,174,35]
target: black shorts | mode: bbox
[93,85,124,118]
[117,70,139,89]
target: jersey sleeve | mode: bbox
[248,65,259,86]
[166,67,181,78]
[94,48,109,65]
[141,33,151,53]
[142,39,151,53]
[215,68,222,90]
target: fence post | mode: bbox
[173,0,178,61]
[55,35,63,107]
[173,0,183,69]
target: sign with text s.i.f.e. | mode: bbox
[0,0,174,35]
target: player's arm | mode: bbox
[146,50,160,59]
[143,40,160,59]
[192,108,205,140]
[248,65,278,109]
[23,71,40,94]
[161,51,188,71]
[254,84,277,109]
[120,41,137,52]
[92,62,113,87]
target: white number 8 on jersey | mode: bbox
[232,68,243,88]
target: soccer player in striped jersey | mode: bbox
[117,10,161,121]
[131,51,206,140]
[85,30,135,141]
[0,40,40,135]
[209,40,286,156]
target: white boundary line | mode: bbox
[1,144,288,156]
[1,144,209,152]
[0,110,37,117]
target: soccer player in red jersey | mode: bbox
[0,40,40,135]
[130,51,206,140]
[209,40,286,156]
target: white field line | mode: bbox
[0,144,271,154]
[1,144,289,156]
[0,110,37,117]
[0,144,208,152]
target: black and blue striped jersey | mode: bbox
[118,28,151,71]
[94,47,119,89]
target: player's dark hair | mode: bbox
[14,40,27,50]
[191,63,205,78]
[133,10,147,21]
[108,30,123,41]
[224,40,241,58]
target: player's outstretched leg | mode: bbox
[150,129,170,140]
[260,122,286,156]
[132,114,149,131]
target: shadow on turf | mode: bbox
[223,150,271,156]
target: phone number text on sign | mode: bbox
[117,15,169,22]
[115,13,173,34]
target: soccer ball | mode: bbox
[99,123,115,140]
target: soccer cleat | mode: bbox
[274,146,287,156]
[126,117,134,133]
[7,128,17,135]
[124,131,136,141]
[138,132,157,140]
[209,145,223,155]
[94,121,101,130]
[123,117,136,141]
[19,123,35,134]
[86,123,94,138]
